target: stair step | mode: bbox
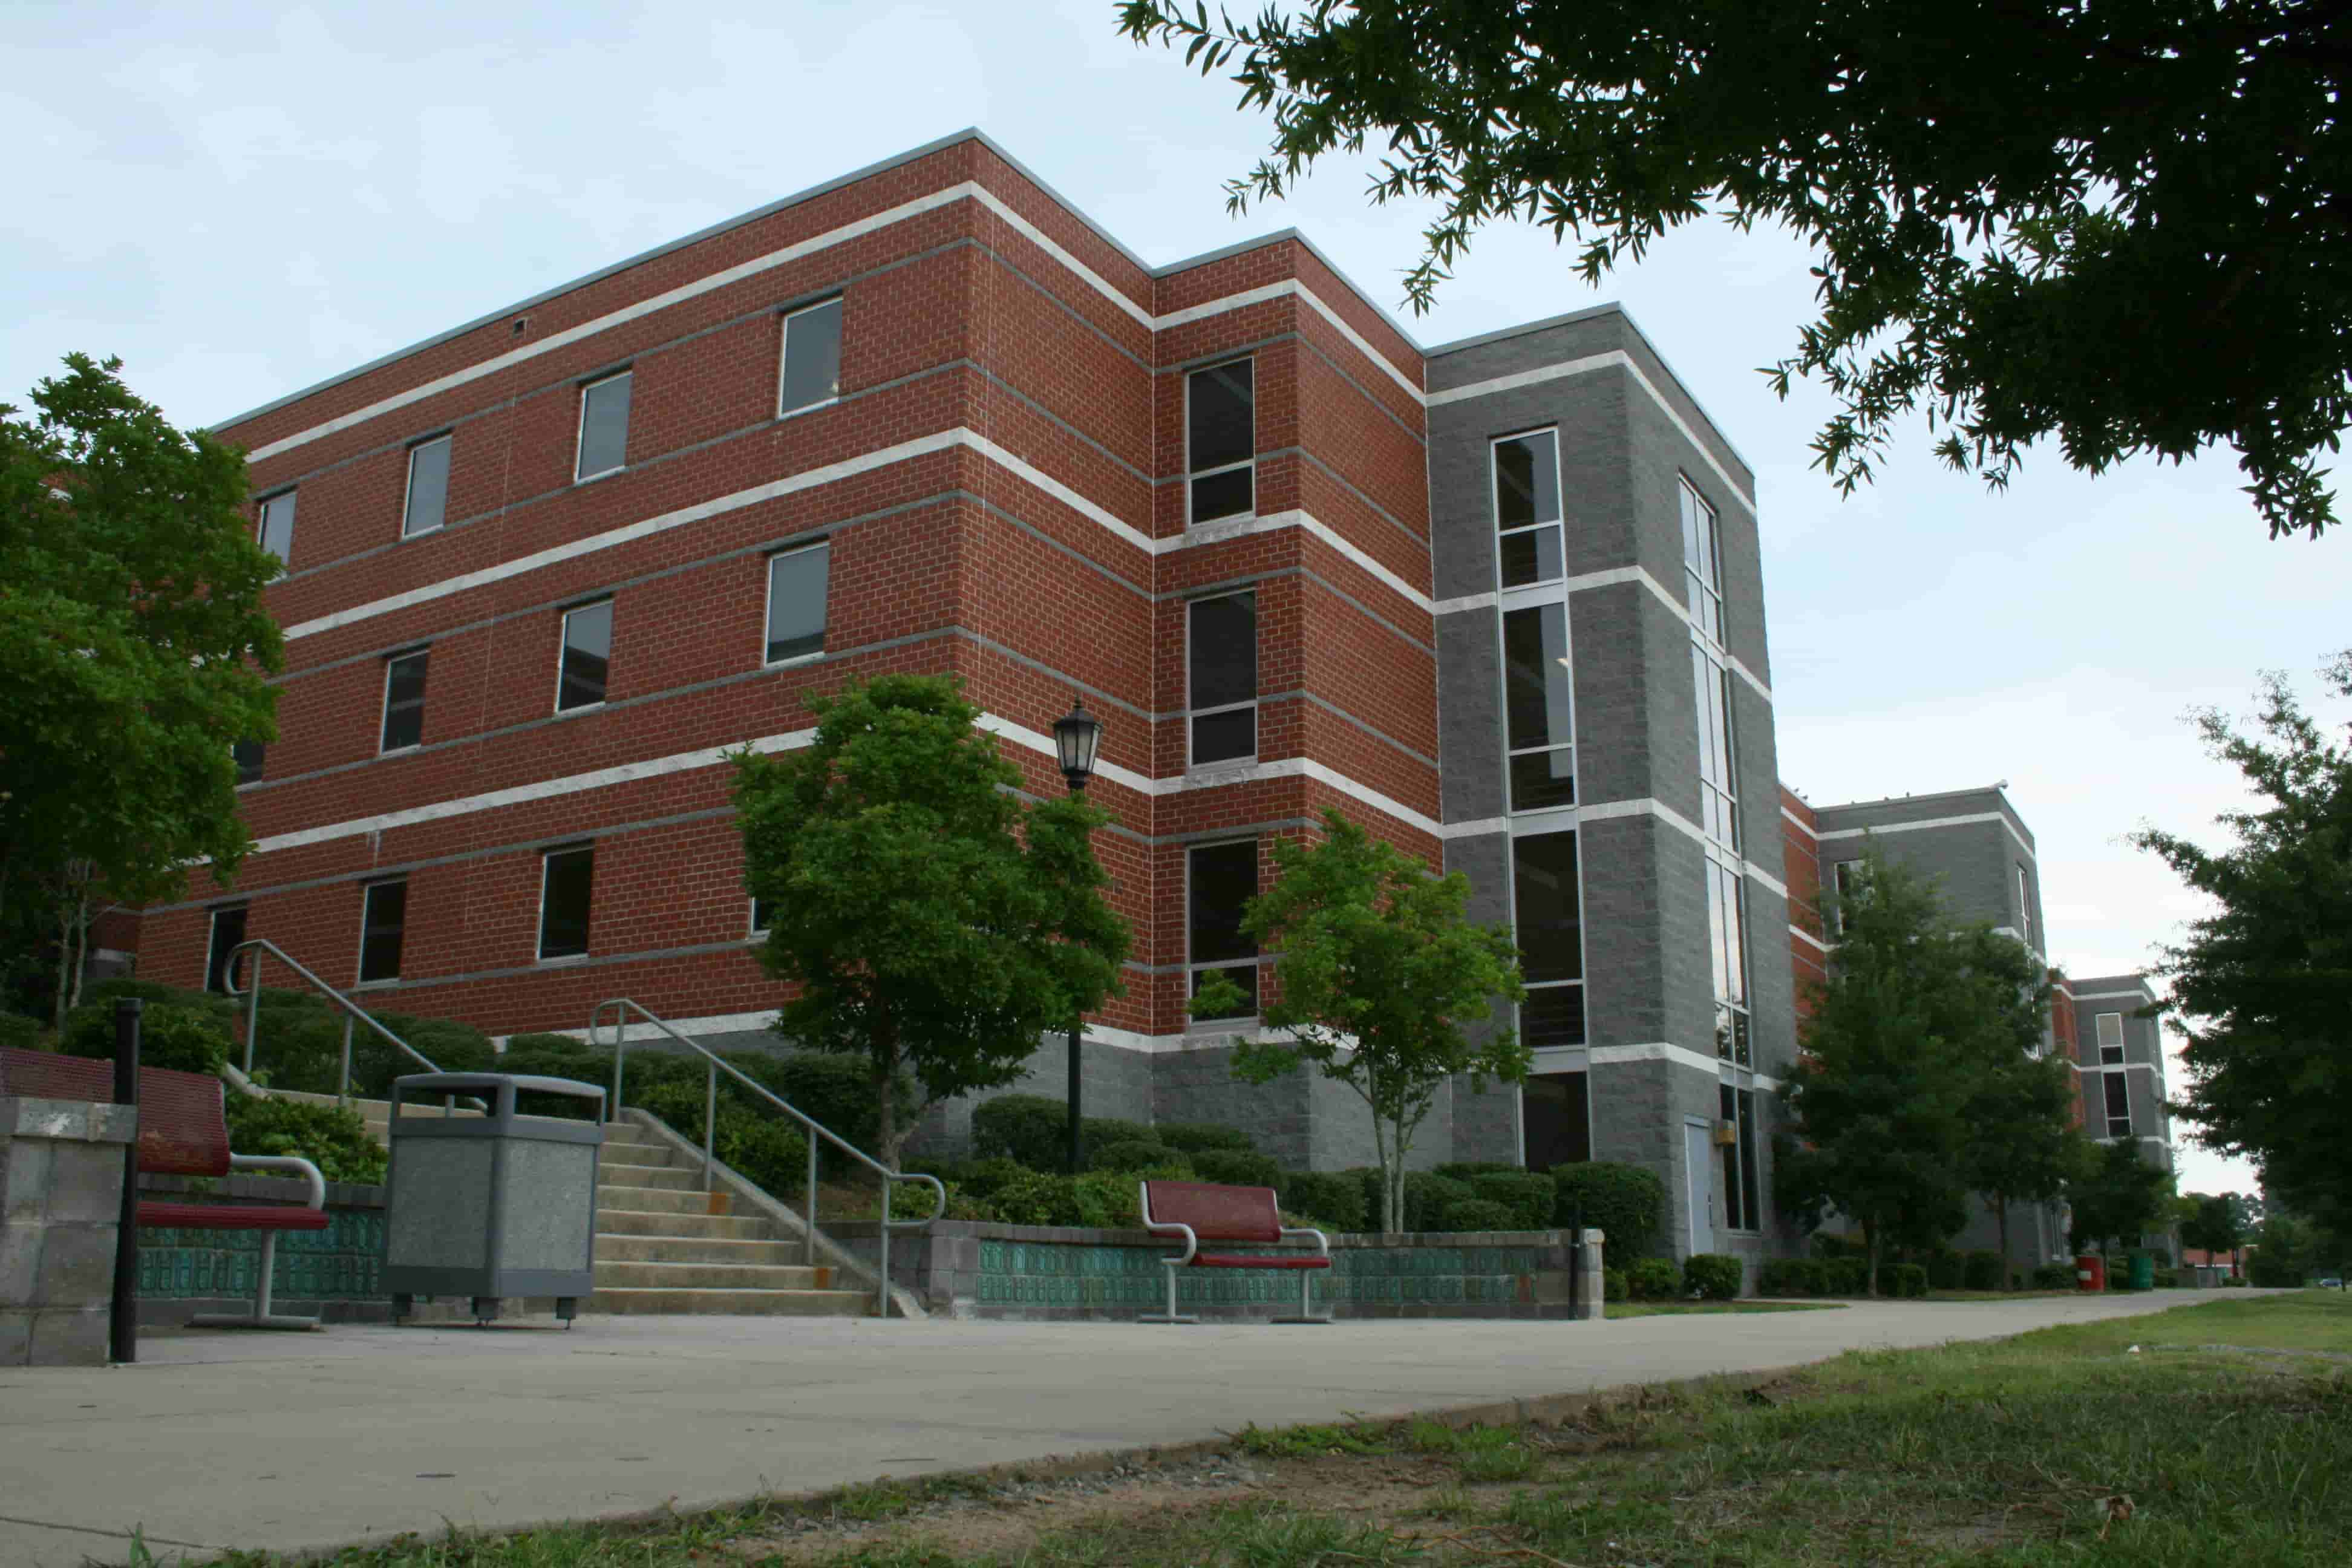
[596,1185,731,1216]
[596,1163,704,1192]
[594,1206,772,1240]
[593,1233,802,1265]
[600,1121,659,1145]
[587,1287,874,1316]
[597,1142,676,1171]
[593,1259,832,1290]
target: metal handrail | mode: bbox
[590,998,945,1319]
[221,938,478,1110]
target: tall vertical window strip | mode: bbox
[1187,840,1259,1019]
[1186,358,1254,523]
[2103,1071,2132,1138]
[403,435,451,537]
[763,541,829,664]
[557,600,613,711]
[204,905,248,995]
[1717,1085,1762,1231]
[2095,1012,2125,1065]
[2017,864,2034,947]
[380,650,429,752]
[1512,831,1586,1048]
[256,491,296,567]
[1831,860,1863,932]
[1706,857,1751,1065]
[358,881,407,984]
[1187,591,1258,766]
[779,297,843,416]
[1493,429,1563,588]
[1680,479,1723,643]
[538,845,596,960]
[1691,644,1739,850]
[575,371,632,480]
[1503,602,1575,810]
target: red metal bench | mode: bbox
[0,1048,328,1330]
[1138,1178,1331,1324]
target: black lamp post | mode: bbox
[1052,697,1102,1175]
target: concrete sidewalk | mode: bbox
[0,1291,2222,1566]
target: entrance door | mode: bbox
[1684,1120,1716,1254]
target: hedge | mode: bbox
[62,1002,232,1076]
[1276,1171,1367,1233]
[1824,1258,1869,1295]
[1189,1149,1282,1189]
[1094,1139,1187,1174]
[1154,1122,1257,1156]
[1442,1198,1521,1232]
[1760,1258,1829,1296]
[0,1013,39,1051]
[970,1094,1154,1171]
[1962,1250,2005,1291]
[1626,1256,1682,1300]
[1875,1263,1929,1298]
[1550,1163,1665,1258]
[1602,1268,1627,1303]
[1466,1172,1555,1231]
[221,1095,387,1184]
[2030,1263,2079,1290]
[1682,1253,1743,1301]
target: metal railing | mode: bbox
[590,998,945,1318]
[221,938,474,1109]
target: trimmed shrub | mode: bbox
[2221,1275,2249,1288]
[1093,1139,1188,1174]
[1962,1250,2004,1291]
[1434,1161,1524,1181]
[1442,1198,1521,1233]
[1154,1122,1256,1156]
[1189,1149,1282,1189]
[1811,1232,1864,1259]
[222,1095,387,1184]
[80,978,203,1013]
[1924,1250,1964,1291]
[971,1094,1071,1169]
[0,1013,40,1050]
[2030,1263,2079,1290]
[2152,1267,2180,1288]
[1550,1163,1665,1258]
[1824,1258,1869,1295]
[632,1078,809,1200]
[1683,1252,1743,1300]
[1403,1172,1475,1232]
[1602,1268,1628,1303]
[1873,1263,1929,1299]
[1626,1256,1682,1300]
[1760,1258,1829,1297]
[1468,1172,1556,1232]
[62,1002,232,1076]
[2247,1254,2302,1287]
[1276,1171,1367,1233]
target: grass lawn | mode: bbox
[194,1292,2351,1567]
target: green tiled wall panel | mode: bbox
[966,1237,1548,1311]
[137,1208,387,1302]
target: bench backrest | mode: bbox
[0,1048,232,1177]
[1142,1179,1282,1243]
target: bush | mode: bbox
[2152,1267,2179,1288]
[1824,1258,1869,1295]
[1759,1258,1829,1297]
[0,1012,45,1050]
[1442,1198,1521,1233]
[2247,1254,2302,1287]
[1467,1172,1556,1231]
[1924,1250,1964,1290]
[1276,1171,1367,1233]
[968,1093,1154,1171]
[2221,1275,2249,1287]
[62,1002,232,1076]
[934,1165,1163,1229]
[1403,1172,1475,1231]
[1873,1263,1929,1298]
[1811,1232,1864,1259]
[222,1095,387,1184]
[1962,1250,2004,1291]
[2030,1263,2079,1290]
[1550,1163,1665,1258]
[1602,1267,1627,1303]
[1626,1257,1682,1299]
[631,1077,810,1200]
[1094,1140,1188,1174]
[1683,1253,1743,1301]
[1434,1161,1523,1181]
[1189,1148,1281,1189]
[1154,1122,1256,1156]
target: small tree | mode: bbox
[733,676,1130,1170]
[1189,809,1526,1233]
[2180,1192,2243,1264]
[1777,849,2043,1295]
[2066,1138,2175,1254]
[1959,1039,2094,1279]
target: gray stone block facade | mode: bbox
[2,1094,138,1367]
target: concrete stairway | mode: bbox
[271,1089,874,1318]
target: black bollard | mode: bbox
[109,998,142,1364]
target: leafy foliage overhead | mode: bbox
[1119,1,2352,538]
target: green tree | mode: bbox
[1189,809,1526,1232]
[2066,1138,2175,1253]
[2180,1191,2244,1263]
[1959,1040,2092,1280]
[1777,848,2047,1295]
[1,354,282,1028]
[2130,654,2352,1238]
[732,675,1129,1169]
[1119,1,2352,540]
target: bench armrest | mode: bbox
[229,1154,326,1210]
[1280,1225,1330,1260]
[1138,1179,1199,1266]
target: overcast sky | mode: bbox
[12,1,2344,1196]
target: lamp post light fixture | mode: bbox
[1052,697,1102,1175]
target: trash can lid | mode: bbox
[391,1071,607,1102]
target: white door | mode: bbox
[1685,1121,1716,1254]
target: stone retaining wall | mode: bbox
[2,1095,139,1366]
[133,1173,390,1325]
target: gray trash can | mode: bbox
[384,1071,605,1325]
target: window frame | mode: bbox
[2095,1011,2126,1066]
[749,896,773,937]
[1183,357,1256,528]
[1511,827,1589,1050]
[378,647,430,754]
[401,433,453,538]
[555,597,614,713]
[1680,476,1725,645]
[1186,589,1258,769]
[2103,1070,2133,1138]
[356,878,408,987]
[1491,426,1565,591]
[2017,863,2034,948]
[535,843,596,962]
[573,369,633,483]
[1705,849,1753,1066]
[1692,640,1740,852]
[761,538,831,667]
[1719,1083,1762,1233]
[1501,599,1576,812]
[255,488,297,569]
[777,296,844,420]
[1831,860,1862,933]
[1186,837,1261,1023]
[204,904,249,996]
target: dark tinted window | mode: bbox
[205,905,248,994]
[1512,832,1583,984]
[1503,602,1574,809]
[381,650,428,751]
[1187,359,1254,523]
[404,436,451,536]
[779,298,843,416]
[1521,985,1586,1048]
[232,739,266,784]
[539,846,595,959]
[558,601,612,711]
[1189,592,1256,764]
[256,491,296,566]
[577,372,632,480]
[765,542,829,663]
[1189,838,1259,1022]
[359,881,407,984]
